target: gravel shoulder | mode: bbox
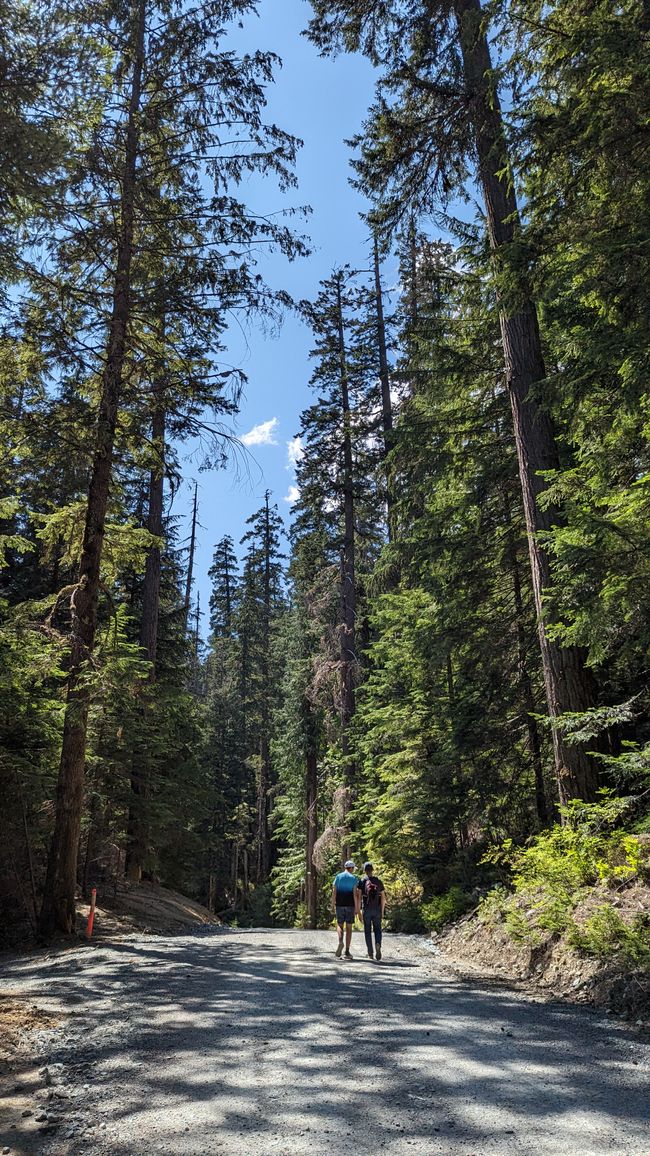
[0,927,648,1155]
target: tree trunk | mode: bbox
[16,771,38,922]
[335,275,357,793]
[140,396,165,670]
[304,696,319,930]
[183,481,198,634]
[232,842,239,907]
[242,846,249,904]
[373,234,395,540]
[453,0,599,804]
[38,0,146,938]
[125,380,165,883]
[501,489,550,824]
[257,735,271,881]
[256,491,273,882]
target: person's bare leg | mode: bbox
[345,923,353,954]
[335,921,344,957]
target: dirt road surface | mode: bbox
[1,928,648,1155]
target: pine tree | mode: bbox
[200,536,243,912]
[208,537,239,638]
[307,0,601,805]
[353,242,553,887]
[38,0,303,935]
[500,0,650,727]
[239,493,286,882]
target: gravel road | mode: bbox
[1,927,648,1155]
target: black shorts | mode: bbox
[335,905,355,926]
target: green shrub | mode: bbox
[385,886,474,934]
[478,885,511,926]
[477,800,649,958]
[421,887,474,932]
[385,896,426,934]
[568,906,650,968]
[504,904,542,946]
[294,901,309,929]
[237,881,276,927]
[510,825,641,896]
[533,893,575,935]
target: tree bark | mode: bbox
[453,0,599,804]
[373,234,395,540]
[183,481,198,634]
[38,0,146,937]
[501,488,549,824]
[125,377,165,883]
[335,275,357,792]
[256,492,273,882]
[139,395,165,670]
[232,841,239,907]
[303,693,319,930]
[257,736,271,880]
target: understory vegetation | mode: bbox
[1,0,649,968]
[475,797,650,969]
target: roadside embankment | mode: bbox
[77,880,221,939]
[435,877,650,1024]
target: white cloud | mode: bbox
[283,485,300,505]
[286,435,304,469]
[241,417,279,447]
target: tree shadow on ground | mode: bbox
[0,929,648,1155]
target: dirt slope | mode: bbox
[435,881,650,1022]
[78,880,220,939]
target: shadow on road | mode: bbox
[0,928,647,1155]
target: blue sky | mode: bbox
[176,0,378,627]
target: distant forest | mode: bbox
[1,0,649,939]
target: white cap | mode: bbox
[344,859,356,869]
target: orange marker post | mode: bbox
[86,887,97,939]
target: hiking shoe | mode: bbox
[376,947,382,961]
[335,942,343,958]
[367,952,374,960]
[344,951,353,960]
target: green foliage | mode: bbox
[3,0,650,960]
[478,799,649,962]
[381,871,424,933]
[0,0,306,935]
[385,898,426,935]
[568,908,650,970]
[271,844,306,926]
[235,883,275,929]
[478,886,511,928]
[421,887,474,933]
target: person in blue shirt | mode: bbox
[331,860,360,959]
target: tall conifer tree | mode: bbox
[307,0,600,805]
[39,0,302,935]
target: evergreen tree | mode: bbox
[29,0,302,935]
[307,0,601,804]
[208,537,239,638]
[200,536,244,912]
[239,493,286,881]
[353,241,552,889]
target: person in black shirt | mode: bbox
[356,861,386,961]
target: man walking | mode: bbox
[357,861,386,961]
[332,859,360,959]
